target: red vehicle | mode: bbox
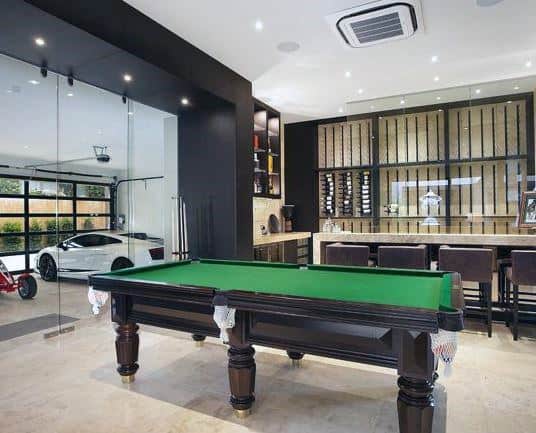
[0,259,37,299]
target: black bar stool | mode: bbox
[377,245,428,270]
[439,246,493,337]
[325,243,370,267]
[505,250,536,341]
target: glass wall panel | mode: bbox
[0,54,60,334]
[57,76,127,324]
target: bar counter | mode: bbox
[313,231,536,264]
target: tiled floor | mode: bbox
[0,305,535,433]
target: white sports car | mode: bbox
[34,232,164,281]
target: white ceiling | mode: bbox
[0,54,170,170]
[125,0,536,122]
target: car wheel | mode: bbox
[111,257,134,271]
[18,275,38,299]
[39,254,57,281]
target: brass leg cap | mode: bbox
[121,374,135,384]
[195,341,204,348]
[234,409,251,419]
[291,359,302,368]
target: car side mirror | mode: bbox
[59,242,68,251]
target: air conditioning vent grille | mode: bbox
[350,12,404,44]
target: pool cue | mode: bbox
[182,197,189,260]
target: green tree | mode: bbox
[29,220,44,251]
[0,178,22,195]
[1,220,23,252]
[59,217,73,231]
[83,218,94,230]
[86,185,105,198]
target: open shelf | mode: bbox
[253,99,281,198]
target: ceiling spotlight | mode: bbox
[123,74,132,82]
[28,80,39,85]
[433,76,440,82]
[438,109,443,112]
[67,92,74,97]
[436,96,441,100]
[357,88,364,94]
[379,116,383,120]
[400,99,406,105]
[525,60,532,68]
[431,55,439,63]
[34,37,46,47]
[338,107,344,113]
[514,85,520,90]
[181,97,189,106]
[345,71,352,78]
[475,88,481,94]
[254,20,264,31]
[507,100,512,104]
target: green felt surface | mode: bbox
[106,259,452,310]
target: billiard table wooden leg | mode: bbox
[192,334,206,347]
[115,322,139,383]
[397,376,434,433]
[286,350,304,367]
[228,344,255,417]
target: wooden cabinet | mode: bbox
[254,238,310,264]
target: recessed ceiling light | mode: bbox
[123,74,132,82]
[277,41,300,53]
[379,116,383,119]
[344,71,352,78]
[357,88,364,95]
[181,97,189,106]
[433,76,440,82]
[438,109,443,112]
[431,55,439,63]
[370,105,374,110]
[475,88,481,94]
[67,92,74,97]
[28,80,39,85]
[507,100,512,104]
[525,60,532,68]
[338,107,344,113]
[436,96,441,100]
[254,20,264,31]
[514,85,520,90]
[127,111,133,116]
[400,99,406,105]
[34,37,46,47]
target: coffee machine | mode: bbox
[281,205,295,232]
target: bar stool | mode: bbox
[325,243,370,267]
[439,246,493,337]
[504,250,536,341]
[377,245,428,270]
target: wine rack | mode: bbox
[320,173,335,216]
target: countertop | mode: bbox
[313,231,536,263]
[254,231,311,246]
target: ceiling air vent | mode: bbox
[327,1,421,48]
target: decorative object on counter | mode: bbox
[518,191,536,229]
[281,204,295,232]
[268,214,280,233]
[420,190,442,226]
[260,224,268,235]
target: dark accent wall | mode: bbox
[284,123,318,233]
[179,105,237,259]
[9,0,253,259]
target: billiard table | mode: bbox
[89,259,464,433]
